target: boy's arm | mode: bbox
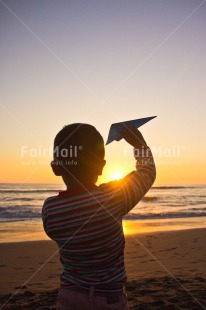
[120,125,156,214]
[42,201,48,235]
[100,126,156,216]
[120,145,156,215]
[42,197,55,238]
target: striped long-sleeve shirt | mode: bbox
[42,148,156,288]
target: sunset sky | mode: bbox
[0,0,206,185]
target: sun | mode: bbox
[111,171,123,180]
[99,166,126,183]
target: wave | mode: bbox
[0,212,41,220]
[3,197,36,202]
[142,196,159,202]
[1,207,206,222]
[0,206,41,220]
[124,210,206,220]
[151,186,195,190]
[124,208,206,220]
[0,190,59,194]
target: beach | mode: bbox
[1,184,206,309]
[1,228,206,309]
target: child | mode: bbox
[42,123,156,310]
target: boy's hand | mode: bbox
[121,125,147,148]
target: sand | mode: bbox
[0,228,206,309]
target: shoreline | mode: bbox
[0,225,206,244]
[0,228,206,309]
[0,216,206,243]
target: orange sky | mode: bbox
[1,144,205,185]
[1,1,206,185]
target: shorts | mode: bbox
[56,286,128,310]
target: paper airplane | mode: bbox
[106,116,157,145]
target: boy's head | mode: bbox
[51,123,106,184]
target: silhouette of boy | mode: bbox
[42,123,156,310]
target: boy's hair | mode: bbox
[53,123,105,180]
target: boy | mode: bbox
[42,123,156,310]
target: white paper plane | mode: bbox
[106,116,157,145]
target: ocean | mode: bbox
[0,183,206,242]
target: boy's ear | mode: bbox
[51,161,62,176]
